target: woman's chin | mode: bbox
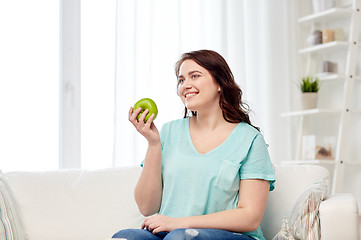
[185,103,196,111]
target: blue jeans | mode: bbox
[112,228,253,240]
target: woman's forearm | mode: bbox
[143,207,264,234]
[182,207,262,233]
[134,142,163,216]
[180,180,269,233]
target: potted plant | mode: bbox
[300,76,320,109]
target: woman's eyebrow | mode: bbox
[188,70,202,75]
[179,70,202,78]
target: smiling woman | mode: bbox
[113,49,275,240]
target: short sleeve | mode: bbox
[239,134,276,191]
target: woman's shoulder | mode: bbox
[237,122,261,137]
[236,122,269,151]
[159,118,188,136]
[159,118,189,145]
[162,118,189,129]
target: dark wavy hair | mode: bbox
[175,49,260,131]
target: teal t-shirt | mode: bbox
[145,118,275,240]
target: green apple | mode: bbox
[133,98,158,122]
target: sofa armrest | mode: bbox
[319,194,360,240]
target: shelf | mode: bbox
[281,108,341,117]
[351,109,361,114]
[298,8,353,24]
[314,74,361,81]
[281,160,335,165]
[299,41,350,54]
[281,160,361,165]
[282,108,361,117]
[315,73,346,81]
[345,161,361,165]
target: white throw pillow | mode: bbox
[273,180,328,240]
[0,171,27,240]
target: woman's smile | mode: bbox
[185,91,199,99]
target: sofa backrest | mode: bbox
[261,164,329,239]
[6,164,330,240]
[6,166,145,240]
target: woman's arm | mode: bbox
[134,142,163,216]
[129,107,163,216]
[184,179,270,232]
[144,179,270,233]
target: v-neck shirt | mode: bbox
[187,118,239,155]
[148,118,275,240]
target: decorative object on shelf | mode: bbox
[312,0,335,13]
[299,76,320,109]
[333,28,345,41]
[308,30,323,45]
[302,135,316,159]
[322,61,338,73]
[300,93,318,109]
[315,136,336,160]
[308,28,344,46]
[315,145,334,160]
[322,29,334,43]
[302,135,335,160]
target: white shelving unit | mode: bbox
[284,0,361,195]
[299,40,350,54]
[298,8,353,23]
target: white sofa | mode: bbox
[3,164,360,240]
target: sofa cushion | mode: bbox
[0,170,27,240]
[273,180,327,240]
[261,164,329,240]
[5,166,144,240]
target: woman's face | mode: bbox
[177,59,220,112]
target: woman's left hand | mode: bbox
[142,214,187,234]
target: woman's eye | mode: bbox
[191,74,199,79]
[178,79,184,85]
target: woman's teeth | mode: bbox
[186,93,197,98]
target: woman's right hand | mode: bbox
[129,107,160,145]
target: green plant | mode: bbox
[300,76,320,93]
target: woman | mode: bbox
[113,50,275,240]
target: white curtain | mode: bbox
[113,0,294,167]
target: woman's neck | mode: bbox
[191,108,226,131]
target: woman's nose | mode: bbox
[178,80,191,95]
[183,78,192,89]
[184,83,192,89]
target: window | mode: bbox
[81,0,116,169]
[0,0,116,171]
[0,0,59,171]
